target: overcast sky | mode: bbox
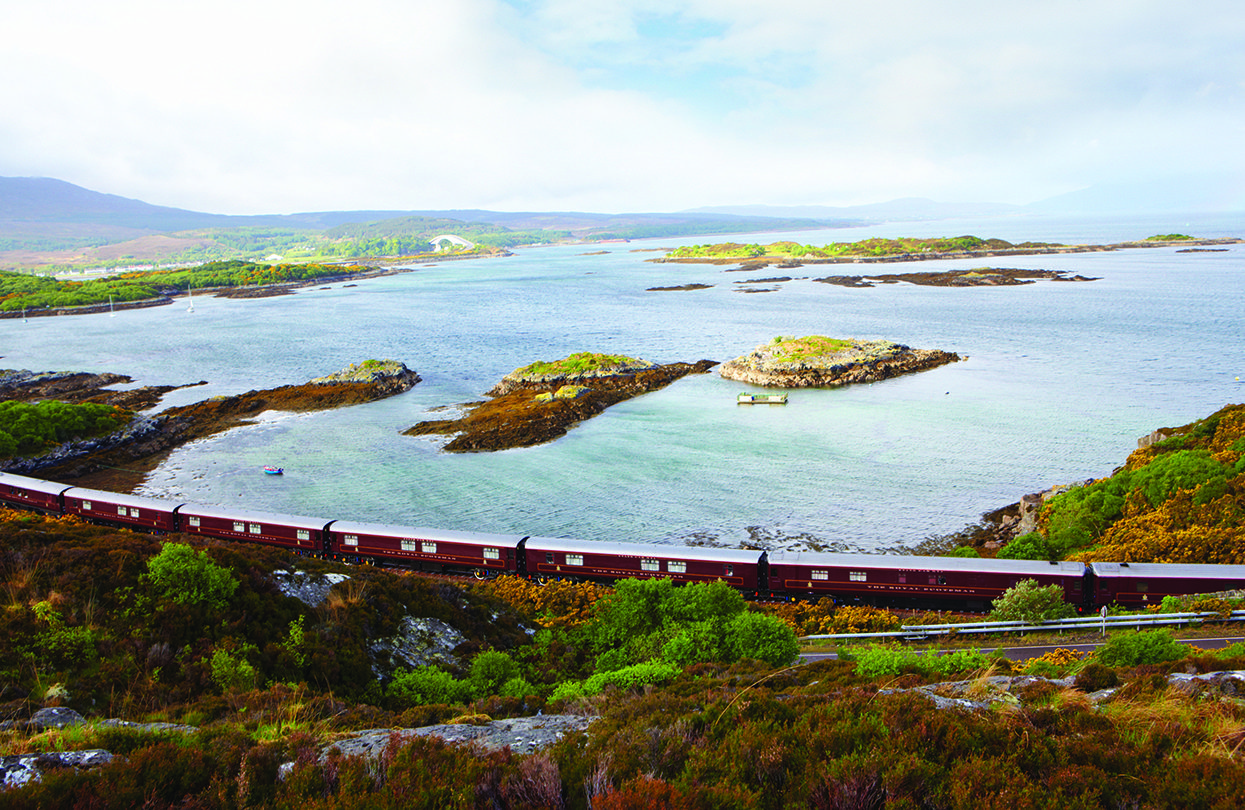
[2,0,1243,215]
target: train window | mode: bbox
[811,570,829,580]
[668,560,687,573]
[187,516,200,527]
[130,509,140,518]
[344,534,358,546]
[422,541,437,554]
[928,575,946,585]
[297,530,310,541]
[249,523,262,535]
[233,522,245,532]
[484,547,500,560]
[566,554,584,566]
[641,558,660,571]
[724,564,734,576]
[400,539,417,551]
[82,501,92,510]
[117,505,127,516]
[1136,582,1149,593]
[898,573,907,583]
[546,552,554,564]
[850,571,867,582]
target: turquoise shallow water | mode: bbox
[5,212,1243,550]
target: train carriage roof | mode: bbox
[768,550,1087,577]
[63,486,185,513]
[524,536,765,565]
[1090,562,1245,580]
[176,502,331,531]
[326,520,527,547]
[0,472,74,497]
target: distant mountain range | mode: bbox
[2,173,1240,270]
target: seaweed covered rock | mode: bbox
[407,355,716,452]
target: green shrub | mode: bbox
[210,646,258,693]
[548,680,586,703]
[145,543,238,610]
[584,661,680,695]
[990,579,1076,623]
[1093,630,1188,667]
[727,611,800,666]
[468,650,520,699]
[850,645,994,678]
[388,665,467,707]
[996,532,1058,561]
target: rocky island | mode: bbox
[720,336,960,388]
[814,267,1098,287]
[405,352,716,452]
[2,359,421,492]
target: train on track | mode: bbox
[3,471,1243,611]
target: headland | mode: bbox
[1,360,421,492]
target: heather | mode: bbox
[6,512,1245,806]
[995,404,1245,563]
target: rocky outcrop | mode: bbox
[2,750,114,790]
[407,359,716,452]
[719,337,959,388]
[273,570,351,608]
[487,356,657,397]
[369,616,469,672]
[319,714,596,761]
[5,362,421,492]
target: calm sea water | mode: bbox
[5,212,1243,551]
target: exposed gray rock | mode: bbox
[30,707,85,730]
[274,570,350,608]
[321,714,595,761]
[369,616,468,673]
[879,674,1077,711]
[1168,670,1245,697]
[1,750,113,790]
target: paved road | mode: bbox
[801,635,1245,663]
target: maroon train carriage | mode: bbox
[0,472,73,515]
[61,486,183,533]
[766,551,1089,609]
[175,503,331,554]
[1090,562,1245,608]
[523,536,764,591]
[325,520,526,576]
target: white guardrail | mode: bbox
[801,610,1245,641]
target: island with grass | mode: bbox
[720,336,960,388]
[405,352,716,452]
[652,233,1238,268]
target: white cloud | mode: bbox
[1,0,1243,213]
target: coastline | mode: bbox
[649,237,1242,265]
[0,250,511,318]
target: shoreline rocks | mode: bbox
[2,361,421,492]
[720,336,960,388]
[407,358,716,452]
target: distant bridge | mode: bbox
[429,234,475,251]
